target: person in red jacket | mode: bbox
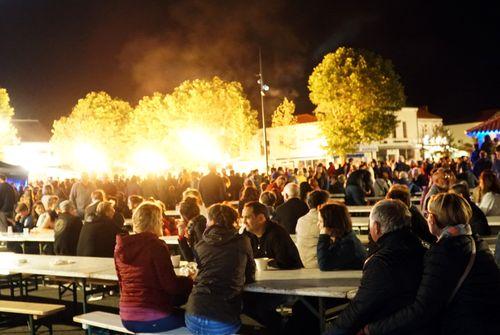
[114,201,194,333]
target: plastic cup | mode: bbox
[7,226,13,234]
[170,255,181,268]
[255,258,269,271]
[23,228,30,236]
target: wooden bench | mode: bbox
[74,311,191,334]
[0,300,65,335]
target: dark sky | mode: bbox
[1,0,499,128]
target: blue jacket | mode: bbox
[317,231,367,271]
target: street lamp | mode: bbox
[258,48,270,176]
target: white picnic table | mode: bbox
[346,206,372,214]
[0,252,361,332]
[0,232,54,243]
[487,216,500,227]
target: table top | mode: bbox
[0,253,114,278]
[0,252,361,299]
[0,231,55,242]
[487,216,500,227]
[245,268,361,298]
[159,235,179,245]
[346,206,372,213]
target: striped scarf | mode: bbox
[438,223,472,241]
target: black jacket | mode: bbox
[409,205,437,244]
[329,229,426,335]
[247,221,303,269]
[198,173,226,207]
[54,212,83,256]
[345,184,366,206]
[317,231,367,271]
[186,224,255,324]
[0,182,17,214]
[76,216,122,257]
[273,198,309,234]
[468,200,491,236]
[178,215,207,262]
[368,234,500,335]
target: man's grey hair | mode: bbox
[59,200,75,213]
[370,199,411,235]
[283,183,300,199]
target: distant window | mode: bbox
[402,122,407,138]
[392,127,397,138]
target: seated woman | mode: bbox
[177,196,207,262]
[185,204,255,335]
[365,192,500,335]
[35,196,59,230]
[477,170,500,216]
[316,201,367,271]
[115,202,194,333]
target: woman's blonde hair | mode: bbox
[132,201,163,236]
[428,192,472,229]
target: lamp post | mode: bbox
[258,48,270,176]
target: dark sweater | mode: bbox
[76,216,122,257]
[54,212,83,256]
[317,231,367,271]
[247,221,303,269]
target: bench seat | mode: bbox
[74,311,191,334]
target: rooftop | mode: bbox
[416,106,442,119]
[466,114,500,134]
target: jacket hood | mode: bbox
[202,224,239,246]
[115,232,158,263]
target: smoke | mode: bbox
[118,0,306,113]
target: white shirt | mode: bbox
[479,192,500,216]
[295,208,320,268]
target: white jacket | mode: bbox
[295,209,320,268]
[479,192,500,216]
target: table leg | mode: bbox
[38,242,42,255]
[27,315,35,335]
[319,297,325,333]
[82,279,88,314]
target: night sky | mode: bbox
[1,0,499,128]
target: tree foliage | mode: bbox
[51,91,132,170]
[0,88,19,157]
[272,97,297,128]
[125,77,259,167]
[308,47,405,156]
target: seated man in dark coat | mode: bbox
[77,201,122,257]
[327,199,427,335]
[242,201,302,333]
[273,183,309,234]
[54,200,83,256]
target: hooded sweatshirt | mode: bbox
[186,224,255,324]
[114,232,193,322]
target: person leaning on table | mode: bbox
[316,201,367,271]
[362,192,500,335]
[54,200,82,256]
[114,201,194,334]
[327,199,427,335]
[185,204,255,335]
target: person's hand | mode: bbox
[187,268,197,281]
[320,226,334,236]
[176,219,186,237]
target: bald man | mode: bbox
[273,183,309,234]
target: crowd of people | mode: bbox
[0,140,499,334]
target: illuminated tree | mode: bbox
[51,91,132,172]
[272,97,297,128]
[0,88,19,158]
[309,47,405,157]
